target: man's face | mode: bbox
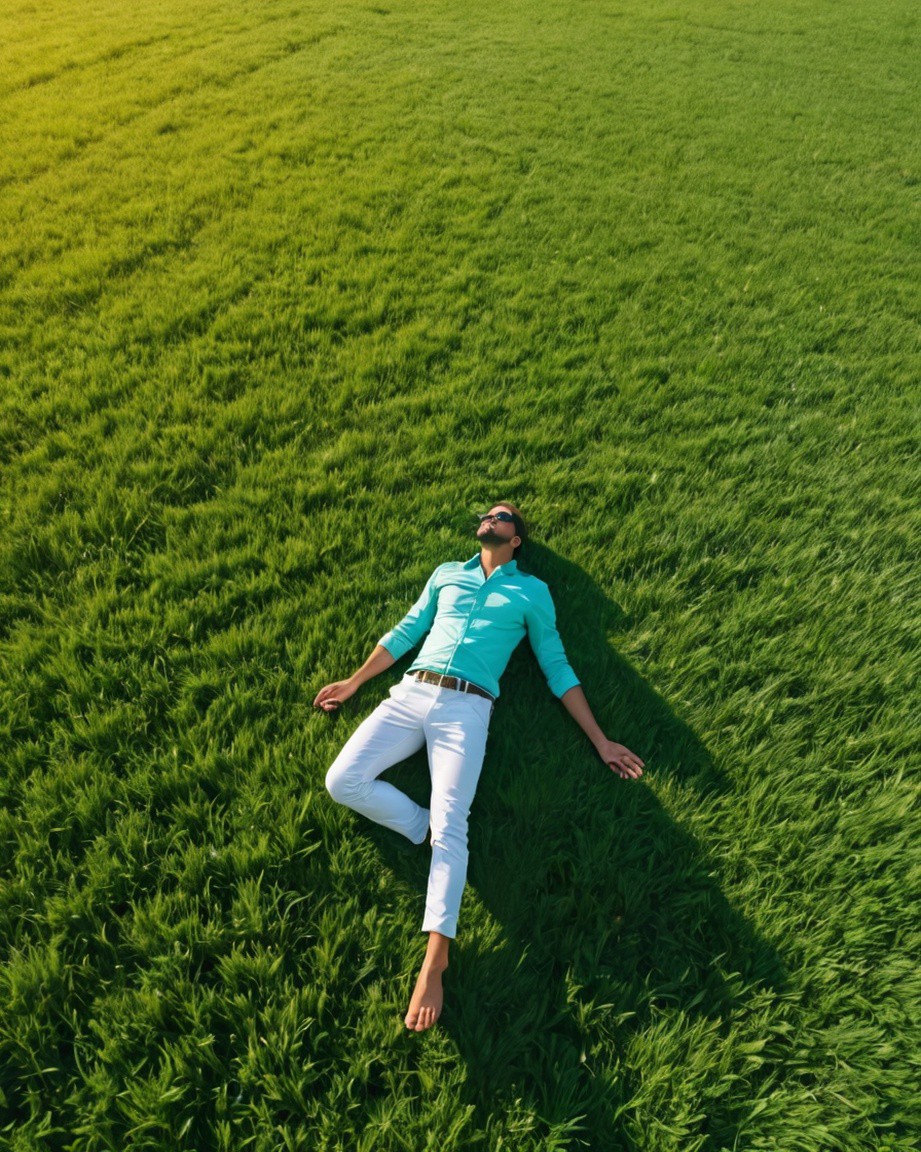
[476,506,520,548]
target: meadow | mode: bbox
[0,0,918,1148]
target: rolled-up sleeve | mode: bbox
[526,585,581,699]
[378,566,442,661]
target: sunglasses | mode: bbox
[477,511,517,525]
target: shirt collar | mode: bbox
[465,553,518,576]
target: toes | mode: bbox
[406,1006,436,1032]
[405,981,444,1033]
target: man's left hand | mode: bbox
[596,740,645,779]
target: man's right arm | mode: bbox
[313,566,442,712]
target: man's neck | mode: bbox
[479,545,514,579]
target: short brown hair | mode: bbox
[494,502,527,558]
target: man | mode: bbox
[315,503,644,1033]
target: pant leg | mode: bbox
[421,688,492,938]
[325,679,431,844]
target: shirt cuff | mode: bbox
[549,669,581,699]
[378,632,410,662]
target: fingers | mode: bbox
[609,757,644,779]
[313,685,342,711]
[617,750,645,778]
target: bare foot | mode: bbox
[404,964,445,1032]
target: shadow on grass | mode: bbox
[366,543,785,1150]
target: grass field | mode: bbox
[1,0,919,1148]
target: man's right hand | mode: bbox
[313,679,358,712]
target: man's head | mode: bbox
[476,502,527,559]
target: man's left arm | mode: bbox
[559,685,644,780]
[526,588,645,780]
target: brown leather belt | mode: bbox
[410,670,495,702]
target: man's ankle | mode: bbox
[422,932,451,973]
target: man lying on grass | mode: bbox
[315,503,645,1032]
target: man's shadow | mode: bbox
[367,544,785,1149]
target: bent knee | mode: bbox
[325,763,352,804]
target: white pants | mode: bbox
[325,673,493,938]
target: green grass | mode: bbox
[1,0,919,1147]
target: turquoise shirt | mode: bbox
[378,554,581,701]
